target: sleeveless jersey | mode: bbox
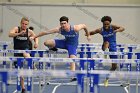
[60,26,79,46]
[100,25,116,50]
[13,27,29,50]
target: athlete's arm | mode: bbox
[74,24,89,36]
[89,28,102,35]
[9,27,25,37]
[74,24,91,41]
[34,27,60,38]
[29,30,39,49]
[112,24,125,32]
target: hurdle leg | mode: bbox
[0,71,8,93]
[38,51,44,70]
[78,52,85,70]
[26,58,33,93]
[88,60,99,93]
[17,58,24,93]
[89,74,99,93]
[8,59,13,85]
[136,77,139,93]
[38,51,47,92]
[38,77,42,93]
[84,77,90,93]
[77,73,85,93]
[2,45,8,69]
[118,47,125,70]
[126,63,132,93]
[136,62,140,93]
[30,51,37,70]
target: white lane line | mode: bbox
[52,84,61,93]
[12,89,17,93]
[124,86,129,93]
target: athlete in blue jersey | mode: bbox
[9,17,38,93]
[33,16,91,81]
[89,16,125,86]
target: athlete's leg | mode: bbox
[109,49,118,71]
[44,39,56,50]
[20,52,31,92]
[102,41,109,51]
[102,41,117,70]
[102,42,110,87]
[67,45,77,71]
[20,77,25,93]
[67,45,77,81]
[23,52,31,57]
[69,55,77,81]
[110,62,117,71]
[103,42,118,87]
[14,53,27,92]
[44,39,59,51]
[102,41,109,59]
[69,55,76,71]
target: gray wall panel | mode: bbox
[0,4,140,49]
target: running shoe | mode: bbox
[49,47,58,51]
[104,79,109,87]
[70,77,77,82]
[21,89,26,93]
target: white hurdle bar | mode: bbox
[0,68,140,93]
[0,49,140,72]
[0,57,140,93]
[0,49,137,70]
[78,43,140,53]
[0,41,12,68]
[0,49,137,58]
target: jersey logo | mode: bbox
[16,36,28,40]
[103,33,114,37]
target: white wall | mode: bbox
[0,5,3,38]
[1,0,140,4]
[0,4,140,49]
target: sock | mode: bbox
[104,48,109,59]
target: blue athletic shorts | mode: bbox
[55,39,77,56]
[109,48,118,59]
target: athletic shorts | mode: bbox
[55,39,78,56]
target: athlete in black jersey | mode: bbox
[9,17,38,93]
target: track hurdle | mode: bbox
[0,47,139,92]
[0,57,140,93]
[0,71,8,93]
[0,57,33,93]
[0,41,12,69]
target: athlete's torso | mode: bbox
[13,27,29,50]
[101,25,116,46]
[60,25,79,46]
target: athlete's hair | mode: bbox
[29,26,34,30]
[59,16,69,22]
[21,17,29,23]
[101,16,112,23]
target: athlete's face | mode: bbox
[20,20,29,30]
[103,21,111,30]
[60,21,68,30]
